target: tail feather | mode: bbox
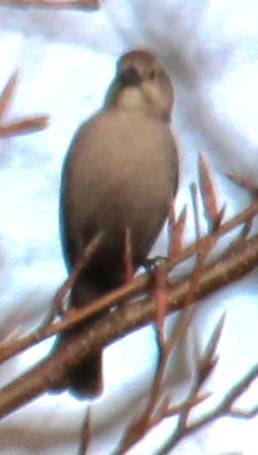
[68,350,103,399]
[50,275,104,398]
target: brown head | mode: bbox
[105,50,175,121]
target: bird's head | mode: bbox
[105,50,175,122]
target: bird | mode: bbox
[51,49,179,399]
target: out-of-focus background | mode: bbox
[1,1,258,453]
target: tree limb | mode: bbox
[1,197,258,364]
[0,0,100,10]
[0,230,258,421]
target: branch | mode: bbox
[0,0,100,10]
[0,230,258,420]
[0,117,49,137]
[1,197,258,364]
[157,360,258,455]
[0,71,49,138]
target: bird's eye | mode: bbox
[149,70,156,80]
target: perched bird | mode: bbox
[52,50,179,399]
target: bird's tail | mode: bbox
[50,275,103,399]
[68,349,102,398]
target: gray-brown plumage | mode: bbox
[52,50,179,399]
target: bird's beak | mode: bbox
[118,67,142,87]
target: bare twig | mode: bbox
[113,304,194,454]
[52,232,103,316]
[0,117,49,137]
[168,205,187,258]
[158,360,258,455]
[0,72,49,138]
[227,173,258,198]
[196,314,225,385]
[222,174,258,254]
[79,409,91,455]
[156,318,257,455]
[199,153,222,231]
[114,313,224,454]
[124,228,134,282]
[0,71,18,120]
[153,262,168,348]
[190,182,201,240]
[0,0,100,10]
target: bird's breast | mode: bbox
[61,109,178,273]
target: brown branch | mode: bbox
[112,268,194,455]
[153,262,167,347]
[227,173,258,197]
[157,360,258,455]
[79,409,91,455]
[0,72,49,137]
[228,405,258,419]
[149,315,252,455]
[0,71,18,120]
[168,205,186,258]
[0,0,99,9]
[0,229,258,421]
[124,228,134,282]
[199,153,221,230]
[0,117,49,137]
[1,196,258,366]
[51,231,104,317]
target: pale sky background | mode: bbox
[0,1,258,454]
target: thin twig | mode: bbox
[124,228,134,282]
[0,71,19,120]
[168,205,187,258]
[157,360,258,455]
[52,232,103,315]
[227,173,258,197]
[0,117,49,137]
[0,72,49,138]
[199,153,221,231]
[154,262,168,348]
[78,408,91,455]
[0,0,100,9]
